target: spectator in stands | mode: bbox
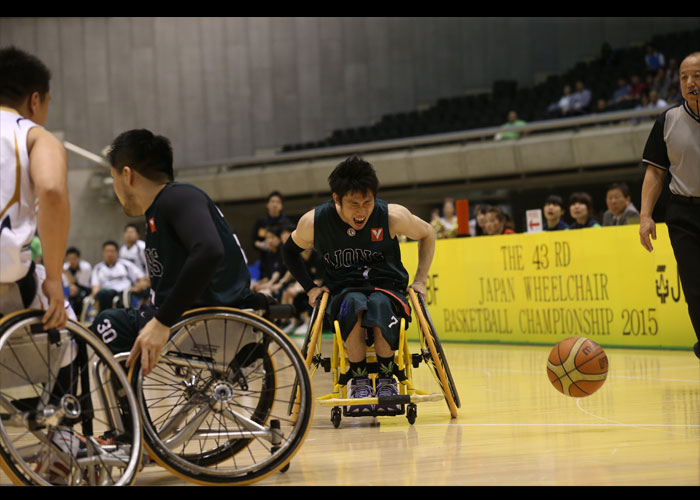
[609,77,631,107]
[665,85,683,105]
[484,206,516,235]
[119,223,148,275]
[602,182,640,226]
[547,84,573,117]
[252,191,293,258]
[568,192,600,229]
[594,98,609,114]
[252,225,289,296]
[647,90,669,110]
[494,110,527,140]
[430,197,459,239]
[628,74,646,101]
[569,80,592,115]
[644,44,666,76]
[91,240,148,311]
[543,195,569,231]
[469,204,491,237]
[651,68,670,98]
[63,247,92,317]
[662,58,680,98]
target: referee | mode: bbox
[639,52,700,360]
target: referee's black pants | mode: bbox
[666,199,700,348]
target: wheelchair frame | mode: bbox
[301,288,460,428]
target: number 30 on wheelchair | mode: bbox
[300,288,460,428]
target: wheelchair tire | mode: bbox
[0,310,143,486]
[130,307,313,485]
[410,290,461,418]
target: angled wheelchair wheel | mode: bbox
[408,289,461,418]
[130,307,313,485]
[0,310,143,486]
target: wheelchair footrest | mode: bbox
[316,392,443,407]
[343,405,405,418]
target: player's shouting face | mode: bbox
[334,190,375,231]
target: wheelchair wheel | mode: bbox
[130,307,313,485]
[0,310,142,486]
[408,289,461,418]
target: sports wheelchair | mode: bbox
[1,301,313,486]
[301,288,460,428]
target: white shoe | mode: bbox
[34,429,81,485]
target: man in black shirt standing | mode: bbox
[90,129,257,375]
[640,52,700,360]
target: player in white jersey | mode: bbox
[0,46,70,329]
[119,223,148,275]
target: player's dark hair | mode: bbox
[123,223,140,234]
[108,129,174,183]
[0,46,51,108]
[328,155,379,201]
[485,205,507,222]
[65,247,81,257]
[102,240,119,251]
[569,191,594,213]
[606,182,630,198]
[267,191,283,203]
[544,194,565,210]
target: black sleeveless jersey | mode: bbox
[313,198,409,294]
[144,182,253,326]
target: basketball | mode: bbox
[547,337,609,397]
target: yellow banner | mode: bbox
[400,224,694,350]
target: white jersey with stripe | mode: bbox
[0,107,40,282]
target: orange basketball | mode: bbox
[546,337,608,397]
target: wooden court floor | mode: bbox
[2,338,698,486]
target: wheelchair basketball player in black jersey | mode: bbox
[283,155,437,415]
[91,129,265,376]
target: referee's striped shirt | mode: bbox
[642,100,700,198]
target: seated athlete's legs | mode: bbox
[90,305,154,356]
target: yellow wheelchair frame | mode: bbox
[301,288,460,428]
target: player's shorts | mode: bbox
[90,304,158,355]
[328,288,411,351]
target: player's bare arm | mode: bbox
[28,127,69,329]
[388,203,436,297]
[285,209,329,305]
